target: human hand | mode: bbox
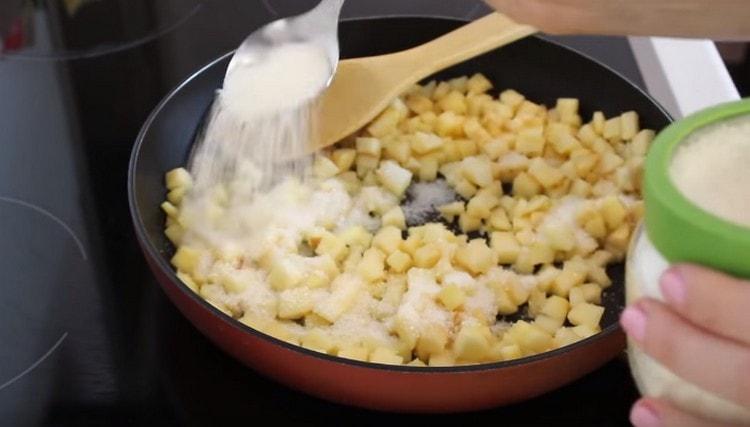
[483,0,750,40]
[620,264,750,426]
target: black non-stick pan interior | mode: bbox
[130,17,672,337]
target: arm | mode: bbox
[484,0,750,40]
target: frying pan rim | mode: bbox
[128,15,671,374]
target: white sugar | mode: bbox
[402,179,457,225]
[671,115,750,227]
[189,41,331,195]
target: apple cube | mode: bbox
[438,284,466,310]
[376,160,413,197]
[313,155,340,179]
[568,302,605,329]
[386,250,413,273]
[454,239,497,275]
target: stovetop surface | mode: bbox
[1,1,644,425]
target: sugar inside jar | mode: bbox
[626,99,750,425]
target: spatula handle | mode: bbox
[399,13,536,77]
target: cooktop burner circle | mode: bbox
[0,196,86,391]
[1,0,202,60]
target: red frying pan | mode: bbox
[128,17,670,413]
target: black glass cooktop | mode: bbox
[1,1,645,425]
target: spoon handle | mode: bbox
[397,13,536,78]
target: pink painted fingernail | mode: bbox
[660,268,686,306]
[620,304,647,343]
[630,401,661,427]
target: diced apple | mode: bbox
[438,284,466,310]
[176,270,199,293]
[316,233,348,262]
[600,196,627,230]
[491,232,521,264]
[331,148,356,171]
[515,127,545,156]
[541,295,570,320]
[454,324,492,362]
[551,268,586,297]
[568,302,605,329]
[171,246,203,278]
[488,208,512,231]
[357,248,386,282]
[406,94,434,114]
[438,201,465,222]
[386,250,413,274]
[466,191,499,219]
[355,154,379,178]
[534,314,564,335]
[541,222,575,251]
[467,73,493,94]
[269,257,306,291]
[372,226,403,255]
[412,132,444,154]
[356,137,382,157]
[606,220,631,249]
[382,206,406,229]
[499,89,525,109]
[603,117,621,140]
[301,329,335,353]
[376,160,413,197]
[462,156,494,187]
[508,321,553,353]
[370,347,404,365]
[620,111,640,140]
[512,172,542,198]
[418,155,440,181]
[454,177,478,199]
[455,239,497,275]
[338,346,370,362]
[498,344,522,360]
[165,167,193,190]
[438,90,468,115]
[161,201,179,219]
[278,287,316,319]
[630,129,655,157]
[414,244,442,268]
[416,325,449,361]
[167,187,187,205]
[435,111,465,137]
[494,286,519,315]
[458,212,482,233]
[315,275,362,322]
[313,155,340,179]
[554,327,582,348]
[383,137,412,164]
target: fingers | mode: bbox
[660,264,750,346]
[631,398,742,427]
[621,299,750,408]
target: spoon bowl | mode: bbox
[225,0,345,86]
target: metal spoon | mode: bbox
[224,0,345,89]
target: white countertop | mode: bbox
[630,37,741,117]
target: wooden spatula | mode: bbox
[313,13,536,150]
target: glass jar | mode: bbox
[625,224,750,424]
[626,98,750,424]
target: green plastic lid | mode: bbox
[644,98,750,279]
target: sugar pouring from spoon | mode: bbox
[189,0,346,193]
